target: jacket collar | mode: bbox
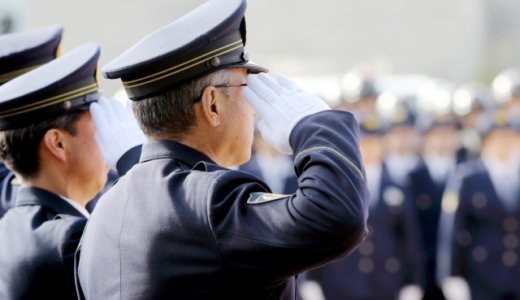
[139,140,215,168]
[15,186,85,218]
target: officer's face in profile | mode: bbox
[218,68,255,166]
[66,111,109,201]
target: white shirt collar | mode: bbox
[423,153,456,184]
[384,153,419,185]
[61,196,90,218]
[365,163,383,208]
[482,154,520,209]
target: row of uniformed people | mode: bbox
[0,25,146,298]
[296,73,520,299]
[0,25,64,218]
[4,7,519,300]
[0,0,371,299]
[0,26,137,219]
[367,75,520,300]
[438,110,520,300]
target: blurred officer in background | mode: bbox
[239,132,297,194]
[0,25,63,218]
[445,110,520,300]
[452,82,495,161]
[308,112,423,300]
[76,0,368,299]
[378,94,421,187]
[410,110,462,300]
[339,71,379,116]
[492,68,520,118]
[0,43,144,299]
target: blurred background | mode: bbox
[2,0,520,98]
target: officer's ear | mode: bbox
[42,129,68,162]
[198,86,221,127]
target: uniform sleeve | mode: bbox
[210,110,368,284]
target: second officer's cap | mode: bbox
[0,25,63,85]
[0,43,101,130]
[102,0,267,100]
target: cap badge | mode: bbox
[209,57,221,67]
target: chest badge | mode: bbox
[383,187,405,207]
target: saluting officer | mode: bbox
[76,0,368,299]
[0,43,143,299]
[0,25,63,217]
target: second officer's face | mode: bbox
[220,68,255,166]
[66,111,109,201]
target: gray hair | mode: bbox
[132,69,232,140]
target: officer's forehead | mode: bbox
[232,68,248,77]
[223,68,248,79]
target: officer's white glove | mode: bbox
[398,284,423,300]
[299,280,326,300]
[442,276,470,300]
[90,97,146,170]
[243,73,330,154]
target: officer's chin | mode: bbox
[225,151,251,169]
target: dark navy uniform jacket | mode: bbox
[409,162,445,267]
[451,160,520,300]
[311,164,423,300]
[408,160,452,300]
[0,147,140,299]
[77,110,368,300]
[409,155,467,300]
[0,187,87,299]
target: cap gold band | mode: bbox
[0,83,98,118]
[123,39,244,89]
